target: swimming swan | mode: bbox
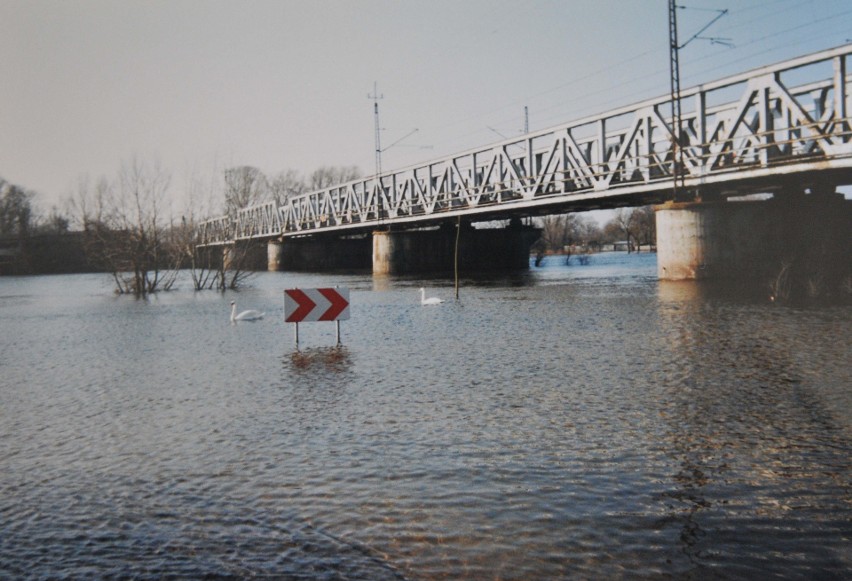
[230,300,265,322]
[420,288,444,306]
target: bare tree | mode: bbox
[308,165,361,190]
[632,206,656,250]
[612,208,640,252]
[174,165,260,291]
[36,206,71,235]
[220,243,258,290]
[577,219,603,250]
[540,215,568,252]
[176,166,220,290]
[180,164,362,291]
[223,166,267,215]
[539,213,587,252]
[168,216,255,291]
[75,158,178,296]
[268,169,305,207]
[605,207,656,252]
[0,181,34,239]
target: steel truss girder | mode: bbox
[197,216,231,246]
[201,44,852,245]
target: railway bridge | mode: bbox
[199,44,852,281]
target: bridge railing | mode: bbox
[204,44,852,245]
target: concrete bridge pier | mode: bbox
[268,241,283,271]
[222,244,235,271]
[655,192,851,296]
[266,234,372,272]
[372,220,541,275]
[223,241,268,271]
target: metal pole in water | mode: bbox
[335,285,342,345]
[454,215,461,301]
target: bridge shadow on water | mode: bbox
[650,277,852,577]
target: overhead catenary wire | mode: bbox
[416,0,851,157]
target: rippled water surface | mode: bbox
[1,253,850,580]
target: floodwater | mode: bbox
[1,253,850,580]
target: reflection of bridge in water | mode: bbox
[201,44,852,280]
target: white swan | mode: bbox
[230,300,265,322]
[420,287,444,306]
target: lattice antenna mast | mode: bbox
[368,82,384,177]
[669,2,728,200]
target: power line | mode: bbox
[411,1,852,163]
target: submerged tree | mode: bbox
[170,216,256,291]
[538,213,601,253]
[632,206,656,250]
[605,207,656,252]
[178,166,263,291]
[74,158,179,296]
[179,163,364,291]
[540,214,572,252]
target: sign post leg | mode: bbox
[295,322,299,349]
[336,320,341,345]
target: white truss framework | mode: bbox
[201,44,852,245]
[197,216,231,247]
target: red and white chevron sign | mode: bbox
[284,287,350,323]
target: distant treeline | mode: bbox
[0,178,90,275]
[0,232,95,275]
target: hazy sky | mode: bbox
[2,0,851,211]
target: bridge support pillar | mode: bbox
[655,193,851,297]
[223,242,267,271]
[222,245,235,271]
[271,235,372,272]
[372,220,541,275]
[267,241,283,271]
